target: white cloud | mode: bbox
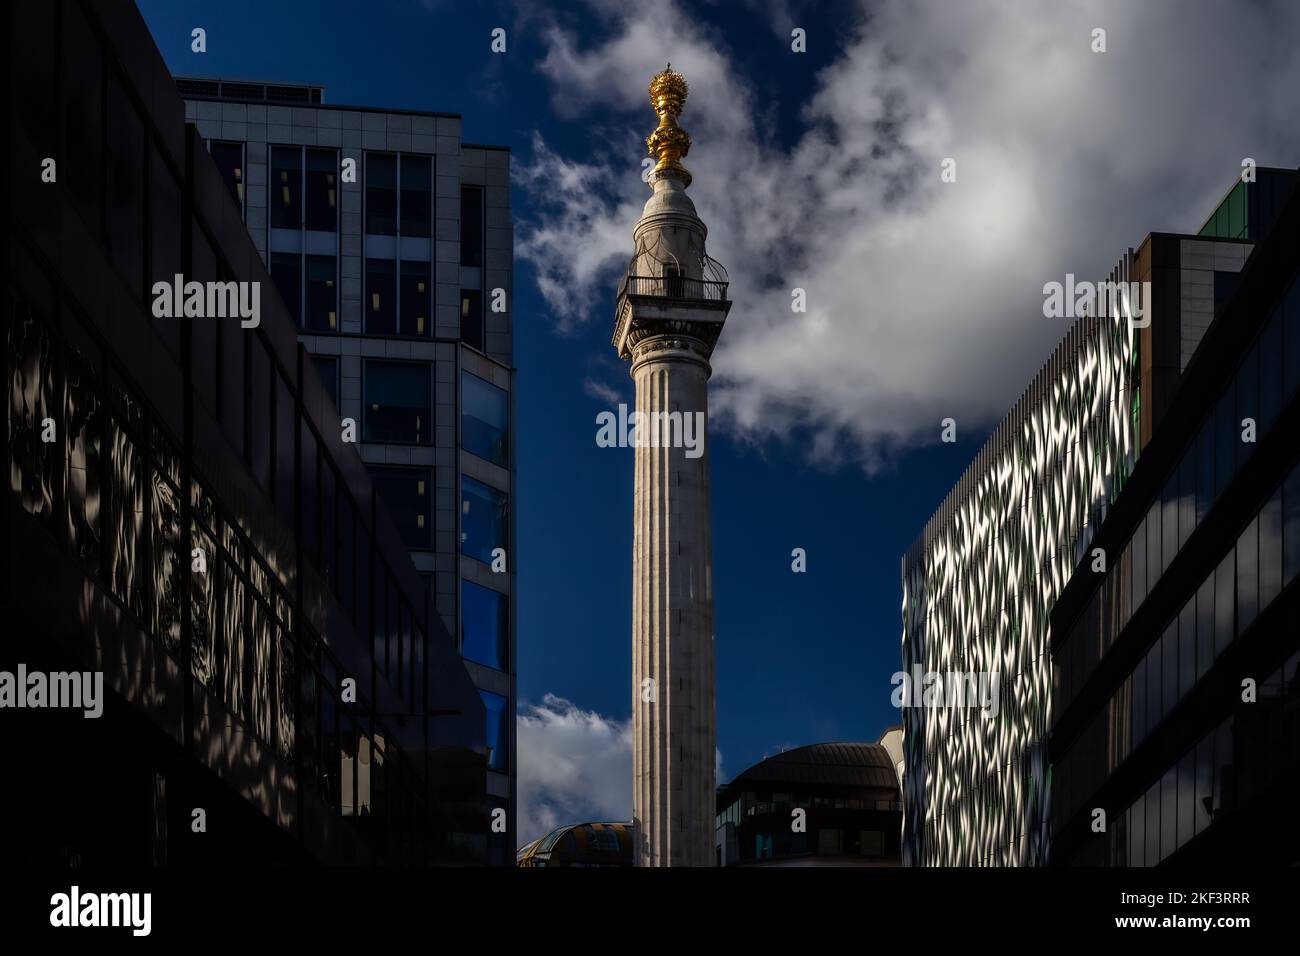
[515,0,1300,470]
[516,693,726,849]
[583,376,624,405]
[516,694,632,848]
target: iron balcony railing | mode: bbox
[618,273,730,303]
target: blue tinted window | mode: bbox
[481,690,507,770]
[462,579,508,670]
[462,372,508,465]
[461,476,508,564]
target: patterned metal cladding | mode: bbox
[900,254,1141,866]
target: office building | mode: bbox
[3,0,487,864]
[899,169,1294,865]
[175,67,517,863]
[1049,172,1300,866]
[715,742,902,866]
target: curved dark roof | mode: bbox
[516,822,633,867]
[724,742,899,792]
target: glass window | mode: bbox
[1131,517,1147,607]
[1285,464,1300,587]
[271,146,302,229]
[305,148,338,231]
[1144,779,1160,864]
[366,153,397,235]
[1146,502,1161,592]
[1236,515,1258,633]
[461,185,483,266]
[399,261,430,336]
[461,289,483,350]
[363,360,430,443]
[1214,391,1234,499]
[1161,475,1178,575]
[150,145,182,314]
[275,372,295,531]
[1160,766,1176,859]
[366,259,397,335]
[249,339,272,491]
[107,74,145,296]
[1195,415,1214,526]
[1177,450,1195,552]
[462,372,508,466]
[1132,652,1147,745]
[368,466,431,549]
[305,255,337,331]
[1144,641,1160,735]
[63,2,102,229]
[1284,282,1300,399]
[1259,489,1283,610]
[481,690,507,771]
[302,425,319,564]
[1236,345,1259,470]
[1178,598,1196,699]
[462,579,508,670]
[1213,548,1234,657]
[270,253,301,327]
[1128,794,1144,867]
[1259,314,1282,435]
[461,476,508,565]
[1195,574,1213,682]
[1212,720,1233,819]
[220,320,245,456]
[312,355,339,410]
[1161,620,1177,722]
[1177,750,1195,851]
[1194,733,1213,835]
[210,141,245,215]
[400,155,432,237]
[338,495,355,618]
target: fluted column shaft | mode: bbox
[630,335,716,867]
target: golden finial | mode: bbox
[646,64,692,186]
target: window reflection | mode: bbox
[460,476,507,565]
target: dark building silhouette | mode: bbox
[715,742,902,866]
[1050,170,1300,866]
[2,0,489,865]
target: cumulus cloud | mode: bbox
[515,0,1300,470]
[516,693,726,848]
[517,694,632,848]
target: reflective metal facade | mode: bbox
[901,256,1140,866]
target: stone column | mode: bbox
[630,335,716,868]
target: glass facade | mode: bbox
[1052,251,1300,865]
[901,254,1140,866]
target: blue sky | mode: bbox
[136,0,1300,842]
